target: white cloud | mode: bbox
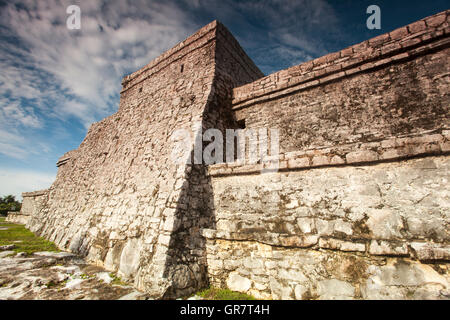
[0,142,29,160]
[0,102,42,128]
[0,128,29,159]
[0,168,55,200]
[0,0,195,132]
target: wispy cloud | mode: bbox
[242,0,342,70]
[0,101,42,128]
[182,0,343,74]
[0,125,29,159]
[0,0,195,130]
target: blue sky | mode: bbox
[0,0,448,199]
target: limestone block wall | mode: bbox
[23,10,449,300]
[27,21,263,298]
[233,10,449,155]
[6,190,49,225]
[205,157,449,299]
[6,212,29,225]
[205,11,450,299]
[6,212,28,225]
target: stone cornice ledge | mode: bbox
[22,189,49,197]
[7,212,30,217]
[56,156,70,167]
[207,129,450,177]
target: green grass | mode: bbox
[195,287,256,300]
[109,273,128,286]
[0,217,59,254]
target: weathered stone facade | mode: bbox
[24,11,449,299]
[26,21,262,298]
[4,212,28,225]
[7,190,49,225]
[204,156,449,299]
[5,212,29,225]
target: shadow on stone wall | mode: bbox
[160,71,244,298]
[161,99,220,299]
[161,156,216,298]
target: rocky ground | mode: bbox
[0,220,150,300]
[0,219,248,300]
[0,248,151,300]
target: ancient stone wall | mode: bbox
[232,11,449,154]
[8,190,49,225]
[24,10,450,299]
[205,157,449,299]
[205,10,450,299]
[27,21,262,298]
[5,212,29,225]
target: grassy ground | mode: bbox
[195,287,256,300]
[0,217,59,254]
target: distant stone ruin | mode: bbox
[7,190,48,225]
[22,10,449,299]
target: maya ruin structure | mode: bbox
[12,10,450,299]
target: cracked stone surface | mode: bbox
[204,157,450,299]
[0,251,149,300]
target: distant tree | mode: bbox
[0,195,21,216]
